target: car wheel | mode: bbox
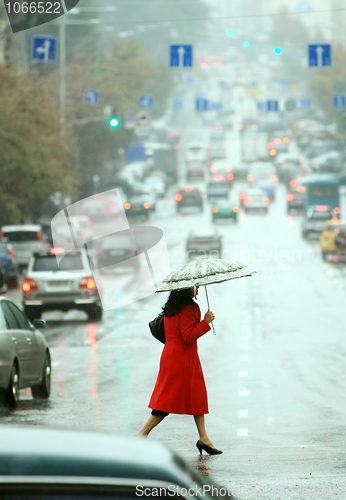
[31,352,51,400]
[4,362,20,408]
[24,306,41,323]
[87,304,103,322]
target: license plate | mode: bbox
[109,250,126,256]
[48,281,71,287]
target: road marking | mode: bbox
[237,428,248,437]
[239,371,248,378]
[240,355,248,361]
[239,390,248,397]
[238,410,248,418]
[240,344,248,349]
[263,445,316,448]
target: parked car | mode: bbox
[0,225,47,268]
[212,199,239,223]
[0,426,230,499]
[175,186,203,213]
[186,231,222,259]
[0,241,18,288]
[302,205,335,238]
[320,220,346,261]
[0,296,50,407]
[97,231,138,272]
[22,249,102,322]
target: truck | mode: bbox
[241,132,268,162]
[303,175,341,215]
[153,146,178,183]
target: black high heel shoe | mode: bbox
[196,440,223,455]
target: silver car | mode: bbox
[22,249,103,323]
[0,295,51,407]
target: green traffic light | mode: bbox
[274,47,282,54]
[243,41,250,48]
[227,29,234,37]
[109,117,120,128]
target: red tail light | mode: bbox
[36,231,42,242]
[210,165,216,172]
[334,207,340,214]
[50,247,65,254]
[263,198,270,205]
[297,186,306,193]
[185,186,194,192]
[334,228,339,234]
[247,175,253,181]
[286,193,294,201]
[226,165,232,171]
[239,192,246,200]
[233,206,239,213]
[0,231,4,238]
[22,278,38,292]
[79,276,96,290]
[334,255,340,262]
[332,216,338,221]
[227,173,234,180]
[316,205,327,212]
[323,231,329,238]
[175,193,183,201]
[212,207,218,213]
[196,193,202,199]
[290,179,297,187]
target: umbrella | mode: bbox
[156,257,256,334]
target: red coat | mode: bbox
[149,302,211,415]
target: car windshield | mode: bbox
[2,1,346,495]
[33,254,84,272]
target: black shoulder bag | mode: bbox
[149,312,165,344]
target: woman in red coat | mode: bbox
[138,286,222,455]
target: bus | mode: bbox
[304,176,340,216]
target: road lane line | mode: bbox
[240,355,248,361]
[239,371,248,378]
[239,390,248,397]
[238,410,248,418]
[240,344,248,349]
[237,428,248,437]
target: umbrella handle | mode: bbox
[204,285,216,336]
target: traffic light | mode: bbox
[274,47,282,54]
[227,30,234,37]
[107,107,120,128]
[243,41,250,48]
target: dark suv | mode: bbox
[175,186,203,213]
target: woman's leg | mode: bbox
[137,415,166,436]
[193,414,215,448]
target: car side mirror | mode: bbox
[33,319,47,329]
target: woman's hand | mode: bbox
[204,310,215,323]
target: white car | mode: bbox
[144,176,165,198]
[0,225,48,268]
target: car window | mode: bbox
[33,254,84,272]
[1,301,19,329]
[7,302,31,330]
[3,231,38,242]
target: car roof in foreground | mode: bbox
[0,426,195,487]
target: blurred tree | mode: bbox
[0,66,79,225]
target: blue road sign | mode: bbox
[267,100,279,112]
[308,44,331,67]
[257,101,266,111]
[32,36,56,62]
[195,98,208,111]
[333,95,346,109]
[280,78,288,86]
[211,102,222,111]
[139,95,153,109]
[85,90,100,105]
[250,81,257,87]
[170,45,193,67]
[300,98,311,108]
[174,100,183,110]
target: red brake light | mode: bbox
[79,276,96,289]
[233,206,239,213]
[316,205,327,212]
[210,165,216,172]
[239,192,246,200]
[290,179,297,187]
[212,207,218,213]
[213,175,223,182]
[286,193,294,201]
[263,197,270,205]
[175,193,183,201]
[185,186,194,192]
[247,175,253,181]
[22,278,38,292]
[334,207,340,214]
[297,186,306,193]
[323,231,329,238]
[334,228,339,234]
[274,138,281,145]
[36,231,42,242]
[238,124,244,130]
[227,173,234,180]
[270,175,276,181]
[50,247,65,254]
[226,165,232,171]
[267,142,274,149]
[332,216,338,221]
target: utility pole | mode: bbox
[59,1,67,136]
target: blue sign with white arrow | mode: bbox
[85,90,100,105]
[139,95,153,109]
[333,95,346,109]
[300,98,311,108]
[170,45,193,67]
[257,101,266,111]
[174,100,183,110]
[211,102,222,111]
[195,98,208,111]
[267,100,279,112]
[308,44,331,67]
[32,36,56,62]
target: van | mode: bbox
[0,225,46,267]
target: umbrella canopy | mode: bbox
[156,257,256,292]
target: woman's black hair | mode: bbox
[162,288,196,317]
